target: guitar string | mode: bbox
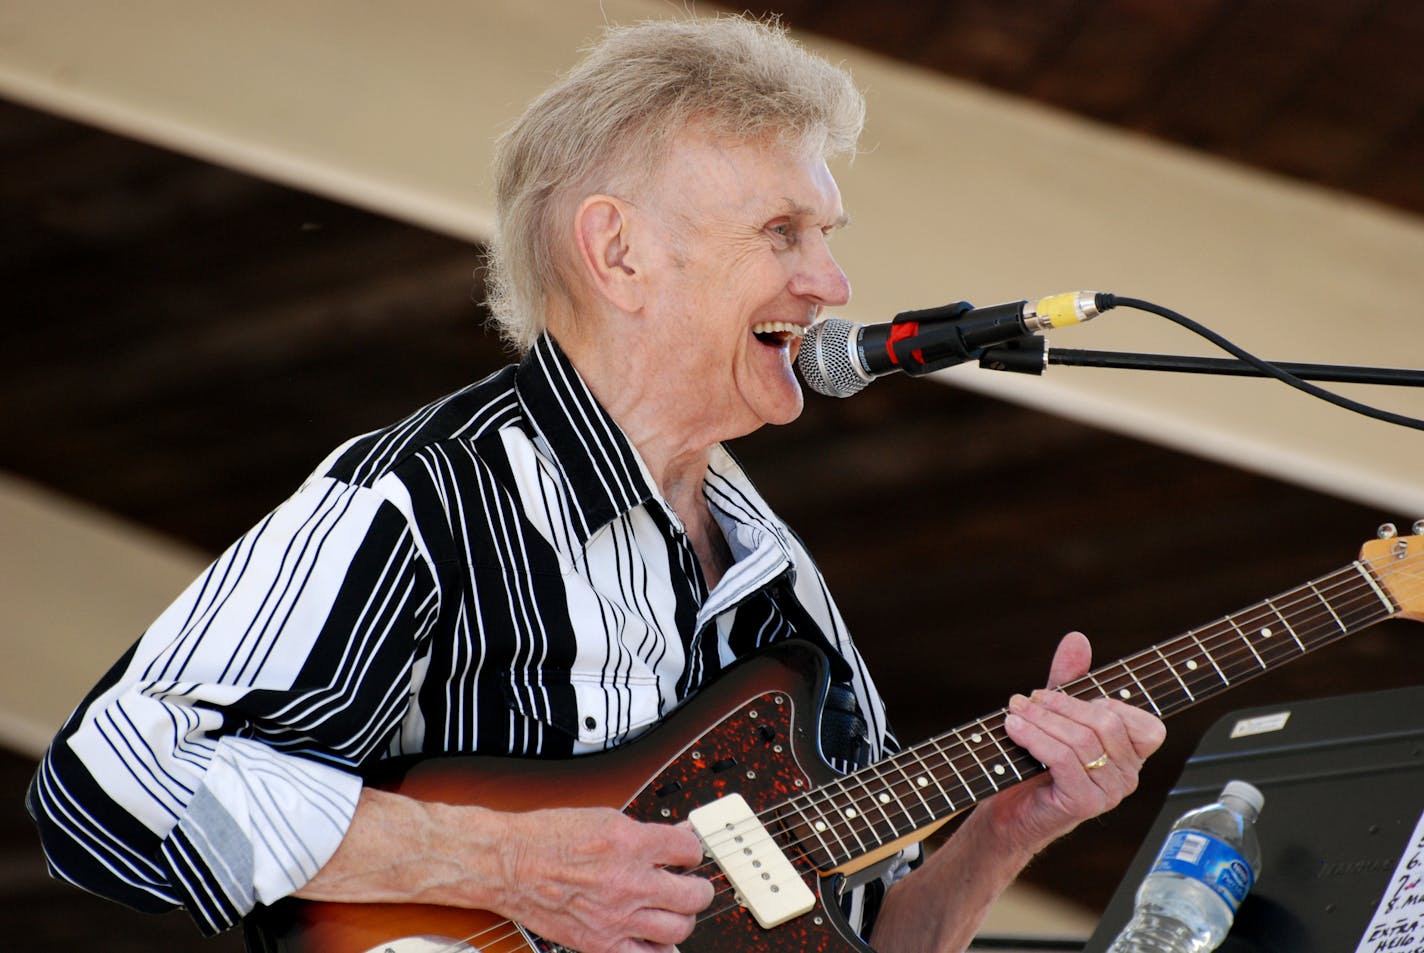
[678,550,1424,928]
[387,551,1424,953]
[768,558,1401,820]
[646,549,1424,928]
[655,549,1424,923]
[367,548,1424,952]
[744,551,1422,862]
[696,550,1424,898]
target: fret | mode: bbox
[981,720,1023,782]
[1119,659,1163,715]
[1307,581,1347,634]
[1152,646,1194,704]
[1085,671,1110,699]
[888,749,943,823]
[1229,612,1295,674]
[1229,615,1267,670]
[910,742,960,811]
[1354,561,1398,615]
[800,791,852,863]
[1172,633,1223,699]
[1262,597,1305,652]
[849,765,903,845]
[950,726,1000,793]
[820,784,871,856]
[791,792,843,866]
[1102,670,1134,703]
[926,736,976,806]
[1187,631,1229,686]
[1252,608,1307,665]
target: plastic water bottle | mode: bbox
[1106,780,1264,953]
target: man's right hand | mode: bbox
[296,789,715,953]
[496,806,714,953]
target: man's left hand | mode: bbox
[995,630,1167,854]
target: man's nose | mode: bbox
[791,238,851,307]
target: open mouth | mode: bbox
[751,321,806,349]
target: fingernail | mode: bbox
[1009,693,1029,712]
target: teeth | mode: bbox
[751,322,806,338]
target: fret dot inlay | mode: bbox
[970,733,982,743]
[1186,660,1198,671]
[844,808,857,819]
[916,777,929,788]
[1261,627,1273,637]
[994,765,1005,775]
[1118,689,1131,699]
[878,793,891,804]
[814,821,827,832]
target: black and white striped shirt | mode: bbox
[28,334,899,936]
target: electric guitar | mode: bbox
[244,527,1424,953]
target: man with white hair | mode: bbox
[30,16,1164,953]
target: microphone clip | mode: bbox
[871,300,1038,376]
[978,336,1049,375]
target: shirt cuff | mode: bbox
[160,736,362,934]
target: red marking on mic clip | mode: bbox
[887,321,925,367]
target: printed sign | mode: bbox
[1353,809,1424,953]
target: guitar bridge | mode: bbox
[687,793,817,929]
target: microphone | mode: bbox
[797,291,1108,397]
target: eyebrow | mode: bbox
[775,198,851,230]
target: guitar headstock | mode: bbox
[1360,522,1424,622]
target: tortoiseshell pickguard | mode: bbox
[621,690,862,953]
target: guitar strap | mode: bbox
[765,578,874,770]
[820,682,873,769]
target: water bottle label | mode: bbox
[1150,830,1255,912]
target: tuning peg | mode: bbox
[1414,519,1424,536]
[1378,523,1399,539]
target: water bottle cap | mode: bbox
[1221,780,1264,815]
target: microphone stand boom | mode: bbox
[979,337,1424,388]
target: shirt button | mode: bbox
[584,716,597,730]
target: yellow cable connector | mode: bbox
[1023,291,1104,331]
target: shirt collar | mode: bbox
[515,333,659,544]
[697,444,797,626]
[515,334,796,595]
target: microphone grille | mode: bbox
[797,317,869,398]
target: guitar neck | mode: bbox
[781,558,1398,871]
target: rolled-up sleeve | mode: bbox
[27,475,440,934]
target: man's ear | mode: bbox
[572,194,644,313]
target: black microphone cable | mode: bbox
[1095,293,1424,433]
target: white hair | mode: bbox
[484,15,865,352]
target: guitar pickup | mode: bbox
[687,793,816,929]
